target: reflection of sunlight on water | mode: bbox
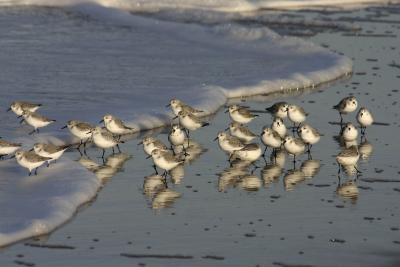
[301,159,320,179]
[152,189,181,210]
[337,180,358,203]
[284,170,305,191]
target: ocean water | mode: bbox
[0,0,397,258]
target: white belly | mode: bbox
[169,132,185,146]
[18,158,45,171]
[230,112,252,124]
[180,117,200,131]
[261,135,281,148]
[0,146,19,156]
[93,135,115,149]
[25,117,51,129]
[288,111,306,124]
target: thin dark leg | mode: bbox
[34,168,38,176]
[338,164,341,174]
[354,165,362,175]
[112,147,115,154]
[29,129,36,135]
[83,141,88,156]
[263,146,268,156]
[29,171,32,176]
[102,149,105,158]
[153,164,158,175]
[117,144,121,153]
[187,131,190,147]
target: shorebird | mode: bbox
[20,110,55,135]
[174,110,209,145]
[61,120,94,154]
[214,132,245,156]
[138,137,168,174]
[147,149,184,178]
[226,122,257,143]
[7,101,42,116]
[32,143,70,165]
[168,124,187,150]
[298,124,322,152]
[336,145,360,175]
[231,143,262,164]
[283,135,306,163]
[100,114,136,137]
[265,102,289,119]
[341,122,358,142]
[226,105,258,124]
[167,99,204,116]
[260,127,283,156]
[271,117,287,138]
[0,139,22,159]
[287,104,308,131]
[89,127,124,158]
[333,96,358,124]
[13,150,52,176]
[356,107,374,135]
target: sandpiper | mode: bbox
[356,107,374,135]
[89,127,124,158]
[147,149,184,177]
[226,122,257,143]
[100,114,136,137]
[13,150,52,176]
[20,110,55,135]
[298,123,322,152]
[271,117,287,138]
[283,135,306,162]
[336,145,360,175]
[287,104,308,130]
[333,96,358,124]
[232,143,262,163]
[0,139,22,159]
[226,105,258,124]
[341,122,358,142]
[167,99,204,116]
[174,110,209,144]
[138,136,168,156]
[168,124,187,149]
[7,101,42,116]
[260,127,283,156]
[214,132,245,155]
[265,102,289,119]
[32,143,70,165]
[61,120,94,153]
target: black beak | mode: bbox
[166,103,171,107]
[99,119,104,123]
[61,125,67,129]
[10,155,15,159]
[172,116,178,120]
[260,132,264,136]
[146,155,152,159]
[224,127,229,131]
[17,115,23,118]
[29,148,34,152]
[213,137,218,141]
[6,107,11,112]
[86,130,93,134]
[224,109,229,113]
[137,141,143,145]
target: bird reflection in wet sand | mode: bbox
[301,159,321,179]
[152,189,181,210]
[261,162,282,188]
[359,139,373,160]
[283,169,306,191]
[78,153,131,183]
[238,175,261,191]
[270,149,286,168]
[217,162,249,192]
[173,139,206,164]
[336,179,359,204]
[170,164,184,184]
[143,174,167,198]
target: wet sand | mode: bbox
[1,5,400,267]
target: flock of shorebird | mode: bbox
[0,95,373,178]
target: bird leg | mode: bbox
[117,144,122,153]
[102,149,105,159]
[153,164,158,175]
[34,168,38,176]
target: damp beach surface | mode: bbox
[1,4,400,267]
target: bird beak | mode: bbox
[10,155,15,159]
[146,155,152,159]
[224,109,229,113]
[17,115,23,118]
[29,148,34,152]
[99,119,104,123]
[6,107,11,112]
[260,132,264,136]
[137,141,143,145]
[224,127,229,131]
[61,125,67,129]
[166,103,171,107]
[172,116,178,120]
[86,130,93,134]
[213,137,218,141]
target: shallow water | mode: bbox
[1,4,400,267]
